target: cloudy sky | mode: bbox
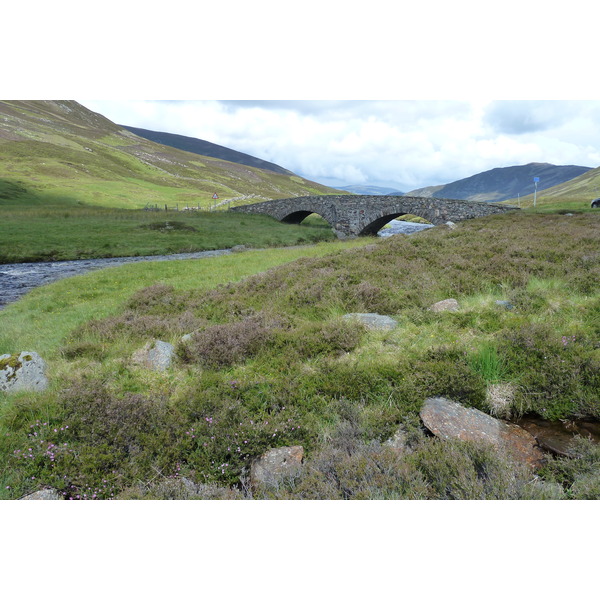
[80,100,600,191]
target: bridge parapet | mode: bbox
[230,195,519,238]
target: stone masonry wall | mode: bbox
[230,195,519,238]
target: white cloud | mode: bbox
[80,100,600,191]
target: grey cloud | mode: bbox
[483,101,578,135]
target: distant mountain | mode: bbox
[122,125,294,176]
[339,185,404,195]
[406,163,593,203]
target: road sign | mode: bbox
[533,177,540,183]
[213,193,219,199]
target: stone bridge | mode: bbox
[230,195,519,238]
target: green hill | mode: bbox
[506,165,600,209]
[0,100,341,210]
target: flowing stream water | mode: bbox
[0,221,434,309]
[0,249,232,309]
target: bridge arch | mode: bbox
[280,210,331,226]
[359,212,433,236]
[230,195,519,238]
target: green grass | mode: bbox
[0,199,336,263]
[1,211,599,500]
[0,238,371,357]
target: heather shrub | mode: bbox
[405,438,531,500]
[176,313,281,368]
[126,284,190,315]
[75,310,204,343]
[269,318,365,360]
[498,324,600,419]
[60,341,107,361]
[539,437,600,499]
[117,478,244,500]
[410,346,487,409]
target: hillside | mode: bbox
[407,163,592,203]
[1,211,599,500]
[508,164,600,208]
[0,101,340,209]
[122,125,294,176]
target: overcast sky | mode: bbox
[80,100,600,191]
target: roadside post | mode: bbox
[533,177,539,207]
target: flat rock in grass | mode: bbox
[250,446,304,489]
[342,313,398,331]
[21,488,62,500]
[0,351,48,393]
[429,299,460,313]
[132,340,175,372]
[420,396,545,469]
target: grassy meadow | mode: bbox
[0,180,335,263]
[1,210,599,500]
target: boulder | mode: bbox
[429,299,460,313]
[420,396,545,469]
[250,445,304,488]
[21,488,62,500]
[342,313,398,331]
[132,340,175,372]
[0,351,48,393]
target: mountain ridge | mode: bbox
[406,162,592,203]
[121,125,295,176]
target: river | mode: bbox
[0,221,433,309]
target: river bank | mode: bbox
[0,221,433,308]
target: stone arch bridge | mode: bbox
[230,195,519,238]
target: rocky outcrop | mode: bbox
[429,299,460,313]
[132,340,175,371]
[0,351,48,393]
[420,396,545,469]
[342,313,398,331]
[250,446,304,488]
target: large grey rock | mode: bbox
[250,446,304,489]
[0,351,48,393]
[342,313,398,331]
[429,299,460,313]
[132,340,175,371]
[420,396,545,469]
[21,488,62,500]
